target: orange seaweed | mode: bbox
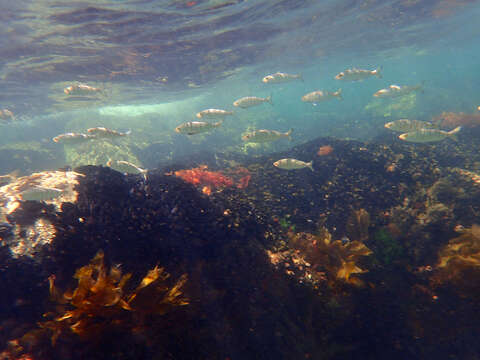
[317,145,333,156]
[173,165,251,193]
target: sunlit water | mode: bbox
[0,0,479,171]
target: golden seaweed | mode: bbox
[270,228,372,287]
[432,225,480,296]
[40,250,189,344]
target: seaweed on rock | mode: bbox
[39,250,189,345]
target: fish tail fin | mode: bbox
[307,161,314,171]
[266,95,273,105]
[286,128,294,140]
[336,88,343,100]
[448,126,462,141]
[376,66,383,78]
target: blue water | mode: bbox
[0,0,479,169]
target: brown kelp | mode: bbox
[268,226,372,288]
[431,224,480,296]
[42,250,188,344]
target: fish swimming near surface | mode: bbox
[374,82,424,98]
[196,109,234,119]
[262,72,303,84]
[20,186,63,201]
[335,67,382,81]
[87,127,131,139]
[52,132,95,145]
[233,96,272,108]
[384,119,436,133]
[273,158,314,171]
[242,129,293,143]
[175,120,223,135]
[301,89,342,105]
[64,83,103,96]
[398,126,461,143]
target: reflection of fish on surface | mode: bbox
[301,89,342,105]
[20,186,63,201]
[384,119,436,133]
[398,126,461,143]
[262,72,303,84]
[273,158,313,171]
[175,121,223,135]
[52,132,95,145]
[242,129,293,143]
[335,67,382,81]
[196,109,234,119]
[373,82,424,98]
[233,96,272,108]
[87,127,131,139]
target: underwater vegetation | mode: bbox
[171,165,250,195]
[268,217,372,289]
[4,250,188,358]
[432,224,480,296]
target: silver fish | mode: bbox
[384,119,436,133]
[301,89,342,104]
[398,126,461,143]
[374,83,424,98]
[52,132,94,144]
[196,109,234,119]
[262,72,303,84]
[175,120,223,135]
[242,129,293,143]
[233,96,272,108]
[107,159,147,175]
[20,186,63,201]
[87,127,131,139]
[273,158,313,171]
[335,67,382,81]
[64,83,103,96]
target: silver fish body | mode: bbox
[398,126,461,143]
[301,89,342,104]
[384,119,436,133]
[107,159,146,175]
[52,132,94,144]
[242,129,293,143]
[175,121,223,135]
[233,96,272,108]
[64,83,102,96]
[374,83,423,98]
[196,109,234,119]
[335,67,382,81]
[273,158,313,171]
[87,127,130,139]
[262,72,303,84]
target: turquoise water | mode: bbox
[1,1,479,172]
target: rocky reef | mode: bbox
[2,133,480,359]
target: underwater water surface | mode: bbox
[1,1,480,359]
